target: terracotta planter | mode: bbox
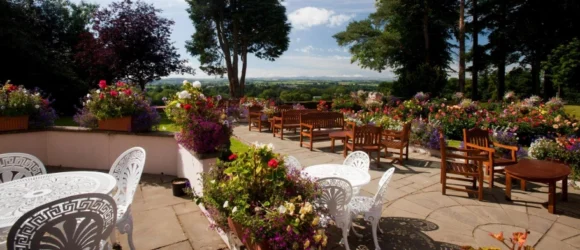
[227,217,270,250]
[0,116,29,131]
[98,116,132,132]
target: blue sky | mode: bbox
[73,0,476,79]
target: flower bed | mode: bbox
[75,80,159,132]
[0,81,57,130]
[190,143,328,249]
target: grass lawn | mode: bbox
[565,105,580,118]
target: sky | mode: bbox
[72,0,475,79]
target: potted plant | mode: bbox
[0,81,57,131]
[410,118,444,157]
[191,143,329,250]
[74,80,160,132]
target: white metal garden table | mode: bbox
[301,164,371,188]
[0,171,117,244]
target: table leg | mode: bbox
[562,176,568,202]
[520,178,526,191]
[505,173,512,201]
[548,181,556,214]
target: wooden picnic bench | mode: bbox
[299,112,346,151]
[272,109,315,139]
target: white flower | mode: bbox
[266,143,274,150]
[177,90,191,99]
[176,103,181,108]
[223,201,229,208]
[278,205,287,214]
[87,94,91,98]
[96,90,101,94]
[210,180,216,184]
[199,93,205,99]
[34,104,40,109]
[192,81,202,88]
[34,93,40,96]
[232,206,238,213]
[161,126,166,131]
[183,80,190,85]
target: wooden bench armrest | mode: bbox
[464,142,495,153]
[300,123,314,129]
[446,152,488,162]
[493,142,519,152]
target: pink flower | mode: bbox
[99,93,104,99]
[116,81,125,87]
[228,154,237,161]
[123,89,132,96]
[268,159,279,169]
[110,90,118,97]
[98,80,107,89]
[183,104,192,111]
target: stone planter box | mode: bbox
[0,115,28,131]
[98,116,132,132]
[412,146,441,158]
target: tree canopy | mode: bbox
[185,0,291,97]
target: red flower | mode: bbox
[99,93,104,99]
[98,80,107,89]
[228,154,237,161]
[116,81,125,87]
[268,159,279,168]
[7,85,17,92]
[110,90,118,97]
[183,104,192,110]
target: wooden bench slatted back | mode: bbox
[273,109,316,139]
[345,125,383,166]
[248,106,265,131]
[383,122,412,163]
[299,112,345,150]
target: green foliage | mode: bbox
[543,38,580,103]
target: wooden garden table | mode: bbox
[504,159,570,214]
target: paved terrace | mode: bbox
[52,124,580,250]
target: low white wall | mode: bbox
[0,128,178,175]
[176,145,217,196]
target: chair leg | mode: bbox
[371,218,381,250]
[405,144,409,160]
[489,168,495,188]
[109,229,118,248]
[442,174,447,195]
[299,133,303,147]
[117,208,136,250]
[343,145,348,157]
[341,226,351,250]
[478,174,484,201]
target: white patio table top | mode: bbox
[0,171,116,229]
[301,164,371,188]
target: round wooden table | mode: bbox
[504,159,570,214]
[329,131,351,153]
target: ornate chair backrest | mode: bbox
[343,151,370,172]
[284,155,302,173]
[463,128,490,149]
[7,193,117,250]
[352,125,382,147]
[0,153,46,183]
[372,167,395,207]
[316,177,352,228]
[109,147,146,208]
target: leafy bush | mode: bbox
[528,137,580,180]
[191,143,328,249]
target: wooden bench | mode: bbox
[299,112,345,151]
[272,109,315,139]
[248,106,268,132]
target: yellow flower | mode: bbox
[292,242,299,249]
[303,202,313,214]
[311,217,320,226]
[313,234,322,243]
[300,214,305,220]
[303,239,310,248]
[489,232,505,242]
[553,124,559,129]
[287,225,292,232]
[322,235,328,247]
[287,203,296,215]
[295,218,301,224]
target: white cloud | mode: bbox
[288,7,355,30]
[332,55,350,60]
[294,45,315,53]
[296,38,301,43]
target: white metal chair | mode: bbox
[0,153,46,183]
[7,193,117,250]
[108,147,146,250]
[343,151,370,195]
[349,167,396,250]
[316,177,353,250]
[284,155,302,172]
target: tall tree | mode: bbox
[458,0,466,93]
[470,0,479,100]
[76,0,191,90]
[186,0,291,97]
[334,0,458,98]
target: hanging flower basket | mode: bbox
[98,116,132,132]
[227,217,270,250]
[0,116,29,132]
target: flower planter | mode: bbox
[0,116,29,132]
[171,178,189,197]
[98,116,132,132]
[427,148,442,158]
[227,217,270,250]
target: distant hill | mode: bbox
[151,76,393,85]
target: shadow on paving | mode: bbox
[326,217,462,250]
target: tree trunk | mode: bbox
[240,45,248,97]
[423,0,430,64]
[458,0,466,93]
[497,0,507,100]
[214,18,236,97]
[471,0,479,100]
[543,69,555,98]
[531,54,540,96]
